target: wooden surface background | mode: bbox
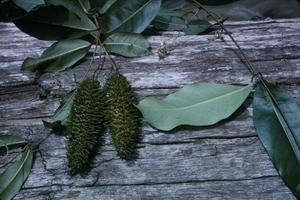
[0,19,300,199]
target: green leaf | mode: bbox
[63,68,76,82]
[13,0,44,12]
[0,1,27,22]
[152,7,186,31]
[98,0,118,14]
[153,15,186,31]
[43,90,76,131]
[0,136,26,151]
[42,120,64,130]
[45,0,96,38]
[194,0,239,5]
[253,83,300,198]
[158,8,185,17]
[102,0,161,34]
[45,0,90,19]
[185,19,211,35]
[53,90,75,127]
[161,0,187,10]
[14,5,97,40]
[0,148,33,200]
[104,33,150,57]
[89,0,106,11]
[43,90,75,132]
[21,39,91,73]
[137,83,252,131]
[77,0,91,13]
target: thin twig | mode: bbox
[192,1,300,154]
[93,14,118,72]
[191,1,268,86]
[83,43,99,80]
[93,52,106,80]
[192,0,257,76]
[31,132,52,152]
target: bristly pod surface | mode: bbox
[104,72,140,160]
[67,79,105,175]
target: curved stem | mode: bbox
[191,2,290,127]
[93,14,118,72]
[192,1,257,76]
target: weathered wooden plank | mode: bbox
[15,177,294,200]
[1,19,300,87]
[1,19,300,199]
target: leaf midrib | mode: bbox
[54,92,75,121]
[109,0,153,33]
[265,90,300,161]
[154,18,186,28]
[145,85,251,111]
[0,149,31,194]
[33,42,90,64]
[0,140,26,148]
[104,42,148,51]
[30,19,93,31]
[26,9,94,31]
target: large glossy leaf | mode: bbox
[53,90,75,127]
[158,8,185,17]
[13,0,44,12]
[0,148,33,200]
[185,19,211,35]
[98,0,118,14]
[153,15,186,31]
[104,33,150,57]
[153,8,186,31]
[102,0,161,34]
[137,83,252,131]
[43,90,75,131]
[45,0,90,17]
[14,5,96,40]
[89,0,106,12]
[22,39,91,73]
[253,83,300,198]
[45,0,96,38]
[0,136,26,151]
[194,0,239,5]
[0,1,27,22]
[161,0,187,10]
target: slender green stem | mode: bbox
[78,0,89,14]
[84,38,99,79]
[191,1,298,146]
[93,14,118,72]
[192,0,257,76]
[192,1,268,83]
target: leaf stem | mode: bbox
[192,1,257,75]
[191,1,299,152]
[93,14,118,72]
[193,2,273,86]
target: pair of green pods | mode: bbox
[67,73,139,175]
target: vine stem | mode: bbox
[192,1,300,152]
[191,1,272,88]
[192,0,258,76]
[191,1,271,88]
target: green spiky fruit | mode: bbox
[104,73,139,160]
[67,79,105,174]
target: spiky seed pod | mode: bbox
[67,79,105,175]
[104,73,139,160]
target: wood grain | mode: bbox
[0,19,299,199]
